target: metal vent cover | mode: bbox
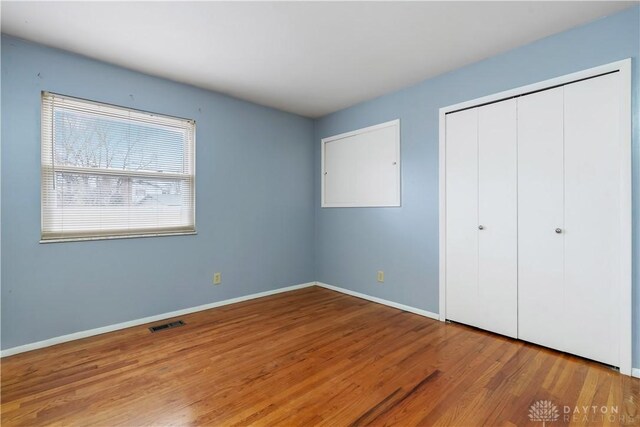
[149,320,185,333]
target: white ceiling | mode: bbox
[1,1,636,118]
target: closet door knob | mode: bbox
[555,228,562,234]
[478,225,484,230]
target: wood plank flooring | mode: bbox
[2,286,639,426]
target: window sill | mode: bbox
[40,231,197,244]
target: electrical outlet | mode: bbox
[377,270,384,283]
[213,272,222,285]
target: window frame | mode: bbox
[40,92,196,243]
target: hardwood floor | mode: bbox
[2,286,639,426]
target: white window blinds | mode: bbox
[41,92,196,241]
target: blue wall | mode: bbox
[1,35,315,350]
[314,6,640,368]
[2,6,639,369]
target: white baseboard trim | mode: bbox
[315,282,439,320]
[0,282,316,358]
[632,368,640,379]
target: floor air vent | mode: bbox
[149,320,185,333]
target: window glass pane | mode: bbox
[51,172,192,232]
[54,108,186,174]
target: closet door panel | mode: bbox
[563,73,620,366]
[477,99,518,338]
[445,108,479,327]
[517,87,566,349]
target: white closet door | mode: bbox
[517,87,566,349]
[477,99,518,338]
[445,108,479,328]
[563,73,620,366]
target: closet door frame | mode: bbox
[438,58,632,375]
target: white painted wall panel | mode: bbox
[322,121,400,207]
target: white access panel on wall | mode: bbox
[321,120,400,207]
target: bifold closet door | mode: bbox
[562,73,621,366]
[445,99,517,338]
[517,87,565,350]
[518,73,621,366]
[477,99,518,338]
[445,108,479,329]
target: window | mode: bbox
[41,92,195,242]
